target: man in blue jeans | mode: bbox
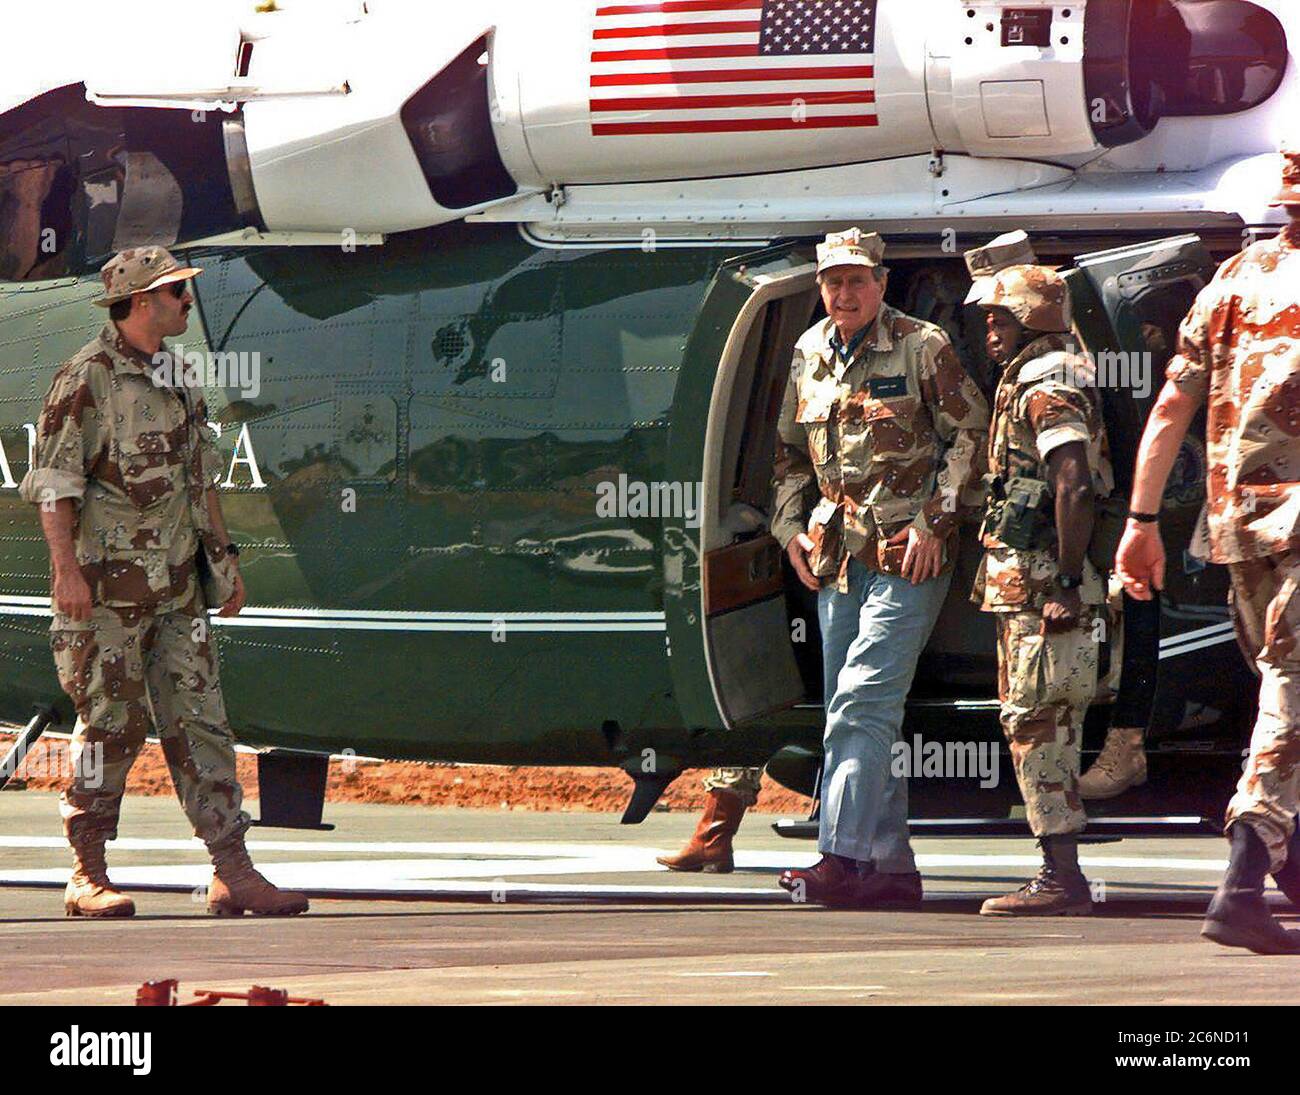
[771,228,989,907]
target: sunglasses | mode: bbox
[157,280,188,299]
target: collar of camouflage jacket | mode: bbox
[99,322,162,379]
[811,304,898,375]
[828,322,872,364]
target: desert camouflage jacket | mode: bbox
[973,333,1114,611]
[1165,226,1300,564]
[771,305,990,591]
[20,324,231,616]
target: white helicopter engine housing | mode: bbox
[0,0,1290,270]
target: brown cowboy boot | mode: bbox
[65,828,135,918]
[777,853,863,904]
[657,789,746,873]
[841,868,924,910]
[980,835,1094,917]
[206,832,309,917]
[1079,726,1147,800]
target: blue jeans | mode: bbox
[817,557,952,872]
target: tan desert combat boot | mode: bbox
[206,832,309,917]
[656,788,747,873]
[980,836,1094,917]
[65,829,135,918]
[1079,726,1147,800]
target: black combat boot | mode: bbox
[980,834,1093,916]
[1202,823,1300,954]
[1268,824,1300,909]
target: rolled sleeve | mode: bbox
[20,360,103,507]
[1035,422,1091,461]
[1023,381,1093,462]
[18,466,85,504]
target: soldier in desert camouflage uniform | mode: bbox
[20,247,308,919]
[765,228,989,908]
[970,236,1148,802]
[1118,148,1300,953]
[973,264,1113,916]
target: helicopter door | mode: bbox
[1067,234,1257,743]
[664,243,818,730]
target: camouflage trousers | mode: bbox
[702,767,763,808]
[1225,551,1300,872]
[51,604,250,847]
[995,608,1100,837]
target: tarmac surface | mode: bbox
[1,791,1296,1005]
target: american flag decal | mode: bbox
[590,0,879,136]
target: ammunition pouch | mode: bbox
[1087,493,1129,574]
[982,472,1128,573]
[982,475,1055,551]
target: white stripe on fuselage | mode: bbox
[0,598,1240,647]
[0,596,667,632]
[1157,620,1235,660]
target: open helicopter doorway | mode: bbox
[696,258,822,727]
[694,250,1007,731]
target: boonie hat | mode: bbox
[95,246,203,307]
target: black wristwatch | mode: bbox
[1128,509,1160,523]
[1057,573,1083,591]
[223,543,240,559]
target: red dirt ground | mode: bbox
[0,732,814,815]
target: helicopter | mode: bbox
[0,0,1293,834]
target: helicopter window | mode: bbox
[1134,0,1288,118]
[0,85,98,280]
[1,83,252,281]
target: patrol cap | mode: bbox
[94,246,203,307]
[816,227,885,274]
[1271,146,1300,206]
[977,264,1072,333]
[963,230,1037,304]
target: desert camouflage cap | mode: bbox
[977,264,1072,333]
[1272,146,1300,206]
[94,246,203,307]
[816,227,885,274]
[963,230,1037,304]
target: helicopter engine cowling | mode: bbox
[0,0,1289,279]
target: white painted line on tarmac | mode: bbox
[0,865,795,904]
[0,836,1230,874]
[673,971,775,977]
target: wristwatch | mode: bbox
[1057,573,1083,591]
[223,543,241,559]
[1128,509,1160,523]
